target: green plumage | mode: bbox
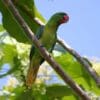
[26,12,69,87]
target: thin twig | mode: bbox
[2,0,91,99]
[57,38,100,86]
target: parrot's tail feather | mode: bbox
[26,65,39,87]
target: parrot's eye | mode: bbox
[60,15,69,24]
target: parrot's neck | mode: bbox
[45,20,60,33]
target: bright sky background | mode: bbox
[0,0,100,89]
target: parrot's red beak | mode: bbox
[60,15,69,24]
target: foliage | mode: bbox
[55,54,100,95]
[0,0,46,43]
[0,24,5,32]
[0,0,100,100]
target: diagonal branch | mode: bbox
[57,38,100,86]
[2,0,90,99]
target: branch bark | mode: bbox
[57,38,100,86]
[2,0,91,99]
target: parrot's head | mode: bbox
[48,12,69,26]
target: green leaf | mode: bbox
[0,24,5,32]
[46,85,78,99]
[0,43,19,77]
[11,84,49,100]
[0,44,17,66]
[11,86,35,100]
[0,0,29,43]
[0,0,46,44]
[62,95,78,100]
[0,31,31,78]
[55,53,100,95]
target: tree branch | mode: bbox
[2,0,91,99]
[57,38,100,86]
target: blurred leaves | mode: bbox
[46,85,78,100]
[0,0,46,44]
[0,24,5,32]
[55,53,100,95]
[0,32,30,80]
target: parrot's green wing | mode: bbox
[29,26,44,60]
[35,26,44,39]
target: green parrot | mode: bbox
[26,12,69,87]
